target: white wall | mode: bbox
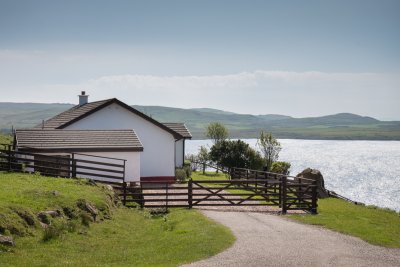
[65,103,176,178]
[175,139,184,167]
[74,152,140,182]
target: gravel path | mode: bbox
[182,210,400,267]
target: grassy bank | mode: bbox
[289,198,400,248]
[0,172,235,266]
[192,171,400,248]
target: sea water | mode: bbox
[186,139,400,212]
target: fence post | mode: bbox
[71,153,76,178]
[165,183,169,210]
[123,182,127,206]
[122,160,126,182]
[311,180,318,214]
[140,183,144,208]
[281,175,287,214]
[7,144,12,171]
[188,179,193,209]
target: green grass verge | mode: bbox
[289,198,400,248]
[0,172,235,266]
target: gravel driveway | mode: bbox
[182,210,400,267]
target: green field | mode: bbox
[0,172,235,266]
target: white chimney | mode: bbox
[78,91,89,106]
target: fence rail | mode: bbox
[0,144,126,184]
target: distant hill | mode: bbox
[1,102,400,140]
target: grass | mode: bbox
[0,133,12,145]
[192,171,400,248]
[289,198,400,248]
[0,172,235,266]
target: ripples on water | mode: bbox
[186,139,400,212]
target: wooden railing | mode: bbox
[0,144,126,184]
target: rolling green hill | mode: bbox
[1,102,400,140]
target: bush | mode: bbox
[175,168,187,183]
[183,165,192,178]
[209,140,264,170]
[42,225,63,242]
[270,161,291,175]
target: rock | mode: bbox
[44,210,61,217]
[37,210,61,224]
[0,235,15,247]
[76,199,98,220]
[296,168,330,199]
[52,191,60,196]
[105,185,114,191]
[39,222,49,229]
[38,210,61,219]
[62,207,77,219]
[84,203,98,218]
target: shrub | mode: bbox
[209,140,264,170]
[80,212,93,227]
[183,165,192,178]
[175,168,187,183]
[270,161,291,175]
[42,225,63,242]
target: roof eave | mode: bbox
[18,147,143,153]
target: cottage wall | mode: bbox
[64,103,176,180]
[74,152,140,182]
[175,139,184,168]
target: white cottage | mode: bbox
[15,92,192,182]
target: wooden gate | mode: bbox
[121,172,318,214]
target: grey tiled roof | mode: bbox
[16,129,143,152]
[36,99,113,129]
[162,123,192,139]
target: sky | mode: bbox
[0,0,399,120]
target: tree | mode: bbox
[209,140,264,170]
[205,122,229,144]
[197,146,209,174]
[257,131,281,171]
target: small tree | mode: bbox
[197,146,209,174]
[257,131,281,171]
[205,122,229,144]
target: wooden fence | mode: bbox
[121,168,318,214]
[0,144,126,184]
